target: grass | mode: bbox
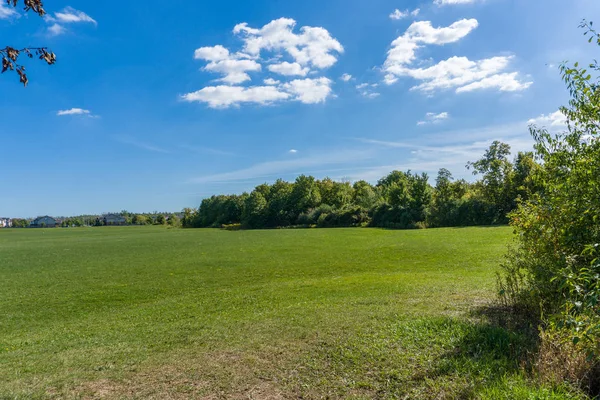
[0,226,586,399]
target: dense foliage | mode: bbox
[185,144,540,230]
[499,21,600,392]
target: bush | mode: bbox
[499,22,600,395]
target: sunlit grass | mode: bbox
[0,226,584,398]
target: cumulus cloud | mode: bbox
[281,77,333,104]
[233,18,344,69]
[383,19,532,93]
[417,111,449,125]
[340,73,352,82]
[528,111,567,128]
[389,8,420,20]
[194,45,261,84]
[57,108,92,116]
[185,18,342,108]
[268,61,310,76]
[385,19,478,69]
[181,85,290,108]
[182,77,334,108]
[456,72,532,93]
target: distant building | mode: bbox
[0,218,12,228]
[31,216,57,228]
[103,214,127,226]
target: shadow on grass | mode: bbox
[429,305,540,395]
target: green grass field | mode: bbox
[0,227,584,399]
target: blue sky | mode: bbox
[1,0,598,217]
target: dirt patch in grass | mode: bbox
[69,350,289,400]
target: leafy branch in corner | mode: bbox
[1,0,56,86]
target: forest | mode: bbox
[182,141,539,230]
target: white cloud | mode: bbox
[194,45,261,84]
[528,111,566,128]
[43,7,96,36]
[289,149,298,154]
[47,23,66,36]
[356,83,379,98]
[194,44,230,61]
[181,85,290,108]
[389,8,420,20]
[456,72,532,93]
[340,73,352,82]
[383,19,532,93]
[363,92,380,99]
[57,108,92,116]
[385,19,478,69]
[281,77,333,104]
[0,3,18,19]
[233,18,344,69]
[182,78,333,108]
[268,61,310,76]
[54,7,97,25]
[186,18,342,108]
[417,111,449,125]
[434,0,479,5]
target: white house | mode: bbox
[31,216,57,228]
[0,218,11,228]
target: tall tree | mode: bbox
[467,141,514,220]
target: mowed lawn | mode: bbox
[0,227,580,399]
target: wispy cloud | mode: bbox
[54,7,97,25]
[189,149,372,184]
[180,144,236,157]
[389,8,420,20]
[0,2,18,19]
[114,136,171,154]
[44,6,96,36]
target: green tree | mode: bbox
[181,208,198,228]
[467,141,515,222]
[167,214,180,226]
[352,180,379,209]
[132,214,148,225]
[242,189,268,228]
[289,175,321,219]
[156,214,166,225]
[267,179,293,227]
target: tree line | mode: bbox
[182,142,540,230]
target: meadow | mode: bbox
[0,226,583,399]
